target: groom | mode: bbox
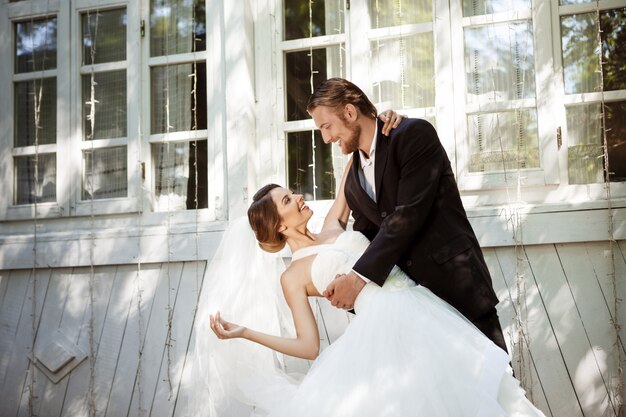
[307,78,508,353]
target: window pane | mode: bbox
[150,0,206,56]
[153,140,208,211]
[14,78,56,147]
[82,8,127,65]
[82,70,127,140]
[567,101,626,183]
[561,9,626,94]
[369,0,432,26]
[83,147,127,200]
[284,0,344,41]
[14,154,56,204]
[462,0,530,16]
[561,13,599,94]
[465,22,535,104]
[14,17,57,73]
[285,46,345,121]
[151,63,207,133]
[287,131,335,201]
[467,109,539,172]
[370,33,434,109]
[600,9,626,92]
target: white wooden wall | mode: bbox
[0,240,624,417]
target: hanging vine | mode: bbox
[85,8,100,417]
[595,5,624,414]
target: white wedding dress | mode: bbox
[193,224,546,417]
[252,231,546,417]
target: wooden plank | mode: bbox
[126,263,180,417]
[102,263,166,417]
[0,270,32,398]
[483,248,551,415]
[495,245,583,417]
[524,244,605,417]
[29,268,95,417]
[556,242,621,416]
[172,262,206,417]
[150,262,204,417]
[584,240,626,406]
[34,266,117,417]
[105,263,182,417]
[28,269,85,417]
[91,265,140,417]
[1,269,52,417]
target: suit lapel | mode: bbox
[374,119,388,205]
[348,151,379,225]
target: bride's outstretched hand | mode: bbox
[210,311,245,339]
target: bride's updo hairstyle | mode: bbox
[247,184,286,253]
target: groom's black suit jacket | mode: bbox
[345,118,499,322]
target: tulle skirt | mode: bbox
[262,285,544,417]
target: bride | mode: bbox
[193,156,547,417]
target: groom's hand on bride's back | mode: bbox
[323,271,366,310]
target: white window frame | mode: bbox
[1,0,224,223]
[553,0,626,198]
[259,0,626,216]
[72,0,140,217]
[1,0,69,220]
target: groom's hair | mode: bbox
[306,78,377,119]
[248,184,287,253]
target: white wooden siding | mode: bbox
[0,240,624,417]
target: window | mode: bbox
[149,0,208,211]
[1,0,212,220]
[13,16,58,206]
[276,0,625,200]
[81,8,128,201]
[560,4,626,184]
[280,0,440,200]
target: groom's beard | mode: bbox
[340,122,361,154]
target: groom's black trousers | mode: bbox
[472,307,508,354]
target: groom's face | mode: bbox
[310,105,361,154]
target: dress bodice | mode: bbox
[291,231,416,312]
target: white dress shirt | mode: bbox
[352,129,378,285]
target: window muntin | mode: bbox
[462,20,539,173]
[81,8,128,201]
[13,16,57,206]
[561,7,626,184]
[148,0,208,211]
[282,0,440,200]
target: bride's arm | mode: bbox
[322,157,352,232]
[211,268,320,360]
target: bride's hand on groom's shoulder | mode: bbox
[210,311,245,339]
[378,110,406,136]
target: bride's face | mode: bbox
[270,187,313,231]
